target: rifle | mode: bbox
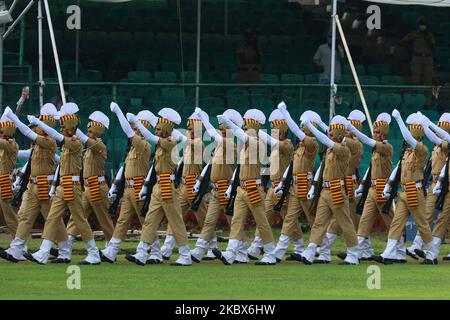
[355,150,374,215]
[11,147,34,208]
[273,161,293,212]
[108,139,132,215]
[435,150,450,210]
[382,140,408,214]
[140,164,157,217]
[261,172,270,193]
[308,145,327,216]
[225,165,240,216]
[422,156,432,194]
[174,159,184,189]
[191,163,212,211]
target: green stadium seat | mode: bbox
[227,96,250,108]
[355,90,379,107]
[402,93,426,109]
[161,87,185,101]
[359,75,379,86]
[214,63,234,73]
[343,64,366,76]
[380,76,404,85]
[367,64,391,77]
[202,97,225,111]
[80,70,103,82]
[265,63,287,76]
[340,74,355,85]
[252,97,274,110]
[153,72,177,83]
[128,71,151,82]
[162,62,182,73]
[260,74,279,84]
[136,60,160,72]
[304,73,319,83]
[204,72,229,82]
[378,93,402,110]
[226,88,249,98]
[281,74,304,84]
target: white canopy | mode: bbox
[364,0,450,6]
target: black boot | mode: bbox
[50,258,71,264]
[0,249,19,263]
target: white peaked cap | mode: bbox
[376,112,391,124]
[137,110,158,128]
[59,102,79,117]
[40,103,58,117]
[222,109,243,128]
[268,109,284,122]
[439,112,450,123]
[406,112,422,125]
[189,110,209,122]
[330,115,349,127]
[347,110,366,122]
[89,111,110,129]
[244,108,266,125]
[300,110,321,124]
[158,108,181,125]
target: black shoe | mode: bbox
[372,255,393,265]
[360,256,373,261]
[78,260,101,265]
[170,262,191,266]
[414,249,426,259]
[255,260,276,266]
[289,253,304,262]
[99,250,115,263]
[247,253,259,260]
[125,254,145,266]
[50,248,59,258]
[162,255,170,261]
[23,252,44,264]
[406,249,420,260]
[146,259,163,265]
[301,256,313,265]
[202,255,217,261]
[276,257,281,263]
[286,254,300,261]
[313,259,330,264]
[212,248,231,266]
[337,252,347,261]
[50,258,71,264]
[0,249,19,263]
[421,259,438,265]
[443,256,450,261]
[339,261,357,265]
[191,255,201,263]
[233,260,248,264]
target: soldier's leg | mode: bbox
[431,194,450,261]
[356,190,380,258]
[0,200,18,237]
[88,183,115,242]
[249,188,275,258]
[66,191,93,238]
[408,190,436,255]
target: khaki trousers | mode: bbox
[112,187,145,241]
[388,190,432,243]
[327,198,360,235]
[279,186,310,240]
[254,188,289,238]
[425,182,438,227]
[16,184,66,242]
[42,185,93,242]
[67,183,115,241]
[432,193,450,239]
[229,186,274,244]
[309,189,358,247]
[0,199,18,237]
[200,189,225,242]
[166,184,207,236]
[140,183,187,246]
[357,188,393,238]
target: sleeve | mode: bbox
[304,121,334,148]
[0,139,16,152]
[131,135,148,152]
[304,136,319,154]
[344,138,359,156]
[424,126,442,146]
[158,137,176,151]
[35,135,56,150]
[63,136,83,152]
[332,142,348,159]
[375,141,393,156]
[442,140,449,153]
[18,149,31,160]
[86,138,105,153]
[415,142,428,159]
[199,111,222,143]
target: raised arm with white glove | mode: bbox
[392,109,417,149]
[303,119,334,149]
[429,122,450,143]
[27,115,63,143]
[111,102,135,139]
[196,107,222,143]
[5,107,38,141]
[18,149,31,160]
[76,129,89,144]
[347,123,376,148]
[258,130,278,148]
[217,115,248,143]
[424,125,444,146]
[171,128,188,144]
[277,102,306,141]
[126,112,158,143]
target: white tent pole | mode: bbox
[43,0,66,104]
[0,25,4,110]
[195,0,202,108]
[75,0,80,78]
[3,0,35,40]
[329,0,337,122]
[38,0,43,107]
[335,15,374,133]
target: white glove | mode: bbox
[110,102,120,114]
[49,185,56,199]
[354,184,364,198]
[307,186,315,200]
[12,177,21,194]
[391,109,401,120]
[108,185,117,202]
[217,114,227,125]
[192,180,201,194]
[194,107,202,115]
[433,181,442,195]
[382,184,391,199]
[277,101,287,112]
[126,112,137,124]
[224,185,232,199]
[139,185,148,200]
[27,115,39,126]
[274,182,283,196]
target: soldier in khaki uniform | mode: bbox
[25,103,102,265]
[63,111,114,259]
[300,115,361,265]
[100,103,152,263]
[374,110,438,264]
[407,113,450,259]
[125,108,192,266]
[247,107,294,262]
[0,111,19,238]
[264,105,323,262]
[190,107,240,263]
[213,109,278,265]
[316,110,365,263]
[0,105,67,262]
[160,111,207,260]
[346,113,394,260]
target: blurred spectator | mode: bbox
[401,16,435,85]
[50,84,75,110]
[313,32,345,84]
[236,30,261,83]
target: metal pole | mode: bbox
[75,0,80,78]
[3,0,35,40]
[9,0,19,15]
[43,0,66,104]
[38,0,43,107]
[224,0,228,36]
[195,0,201,108]
[19,18,25,65]
[329,0,337,122]
[0,25,4,110]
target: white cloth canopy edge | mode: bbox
[364,0,450,6]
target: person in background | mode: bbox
[236,30,261,84]
[50,85,75,111]
[313,31,345,84]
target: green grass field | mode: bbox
[1,232,450,300]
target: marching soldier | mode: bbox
[213,109,278,265]
[346,113,394,260]
[374,110,438,264]
[0,105,66,262]
[63,111,114,258]
[316,110,365,263]
[100,103,153,263]
[125,108,192,266]
[264,104,322,261]
[160,110,207,260]
[190,107,240,263]
[300,115,361,265]
[407,113,450,259]
[247,106,294,261]
[25,103,102,265]
[0,109,19,238]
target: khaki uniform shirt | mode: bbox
[293,136,319,174]
[182,137,204,177]
[60,136,82,176]
[270,138,294,181]
[431,141,449,176]
[344,137,363,176]
[125,135,150,179]
[83,138,107,178]
[401,143,428,184]
[0,138,18,174]
[31,135,57,176]
[323,142,350,181]
[371,141,393,179]
[239,136,265,181]
[211,138,235,183]
[155,137,177,175]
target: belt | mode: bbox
[60,175,80,183]
[414,53,432,58]
[322,180,345,188]
[240,179,262,187]
[351,174,358,182]
[400,182,423,191]
[371,179,387,186]
[84,176,105,186]
[30,175,54,184]
[293,172,313,181]
[157,174,176,181]
[181,175,198,185]
[211,181,230,189]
